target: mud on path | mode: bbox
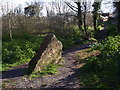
[1,43,92,88]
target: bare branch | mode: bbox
[66,2,78,9]
[65,2,77,12]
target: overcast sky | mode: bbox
[0,0,114,16]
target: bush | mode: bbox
[57,25,83,49]
[2,40,35,64]
[2,34,44,71]
[81,35,120,88]
[88,35,119,71]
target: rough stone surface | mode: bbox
[27,34,63,74]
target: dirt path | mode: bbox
[1,43,92,88]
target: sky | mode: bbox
[0,0,48,16]
[0,0,114,16]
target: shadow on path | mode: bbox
[62,43,92,55]
[1,64,28,79]
[40,66,81,88]
[1,43,91,80]
[54,69,80,88]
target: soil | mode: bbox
[1,43,92,89]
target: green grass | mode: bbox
[29,64,61,78]
[2,79,17,88]
[76,48,100,64]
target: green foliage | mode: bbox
[59,38,75,49]
[89,35,120,73]
[2,25,94,71]
[80,72,108,88]
[80,35,120,88]
[2,33,11,41]
[107,25,118,36]
[29,64,60,78]
[58,25,83,49]
[2,35,44,71]
[97,25,104,30]
[85,26,94,38]
[58,25,95,50]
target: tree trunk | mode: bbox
[83,2,87,34]
[8,17,12,40]
[117,2,120,33]
[92,2,101,39]
[93,16,97,32]
[77,2,82,31]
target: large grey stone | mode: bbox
[27,34,63,74]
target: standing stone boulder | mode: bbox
[27,34,63,74]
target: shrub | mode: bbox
[88,35,120,71]
[97,25,104,31]
[2,40,36,64]
[81,35,120,88]
[2,35,44,71]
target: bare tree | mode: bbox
[82,0,87,33]
[45,1,56,17]
[14,4,23,15]
[2,1,14,40]
[113,1,120,33]
[65,1,83,31]
[46,0,71,17]
[24,1,43,17]
[92,1,101,32]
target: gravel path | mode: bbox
[1,43,92,88]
